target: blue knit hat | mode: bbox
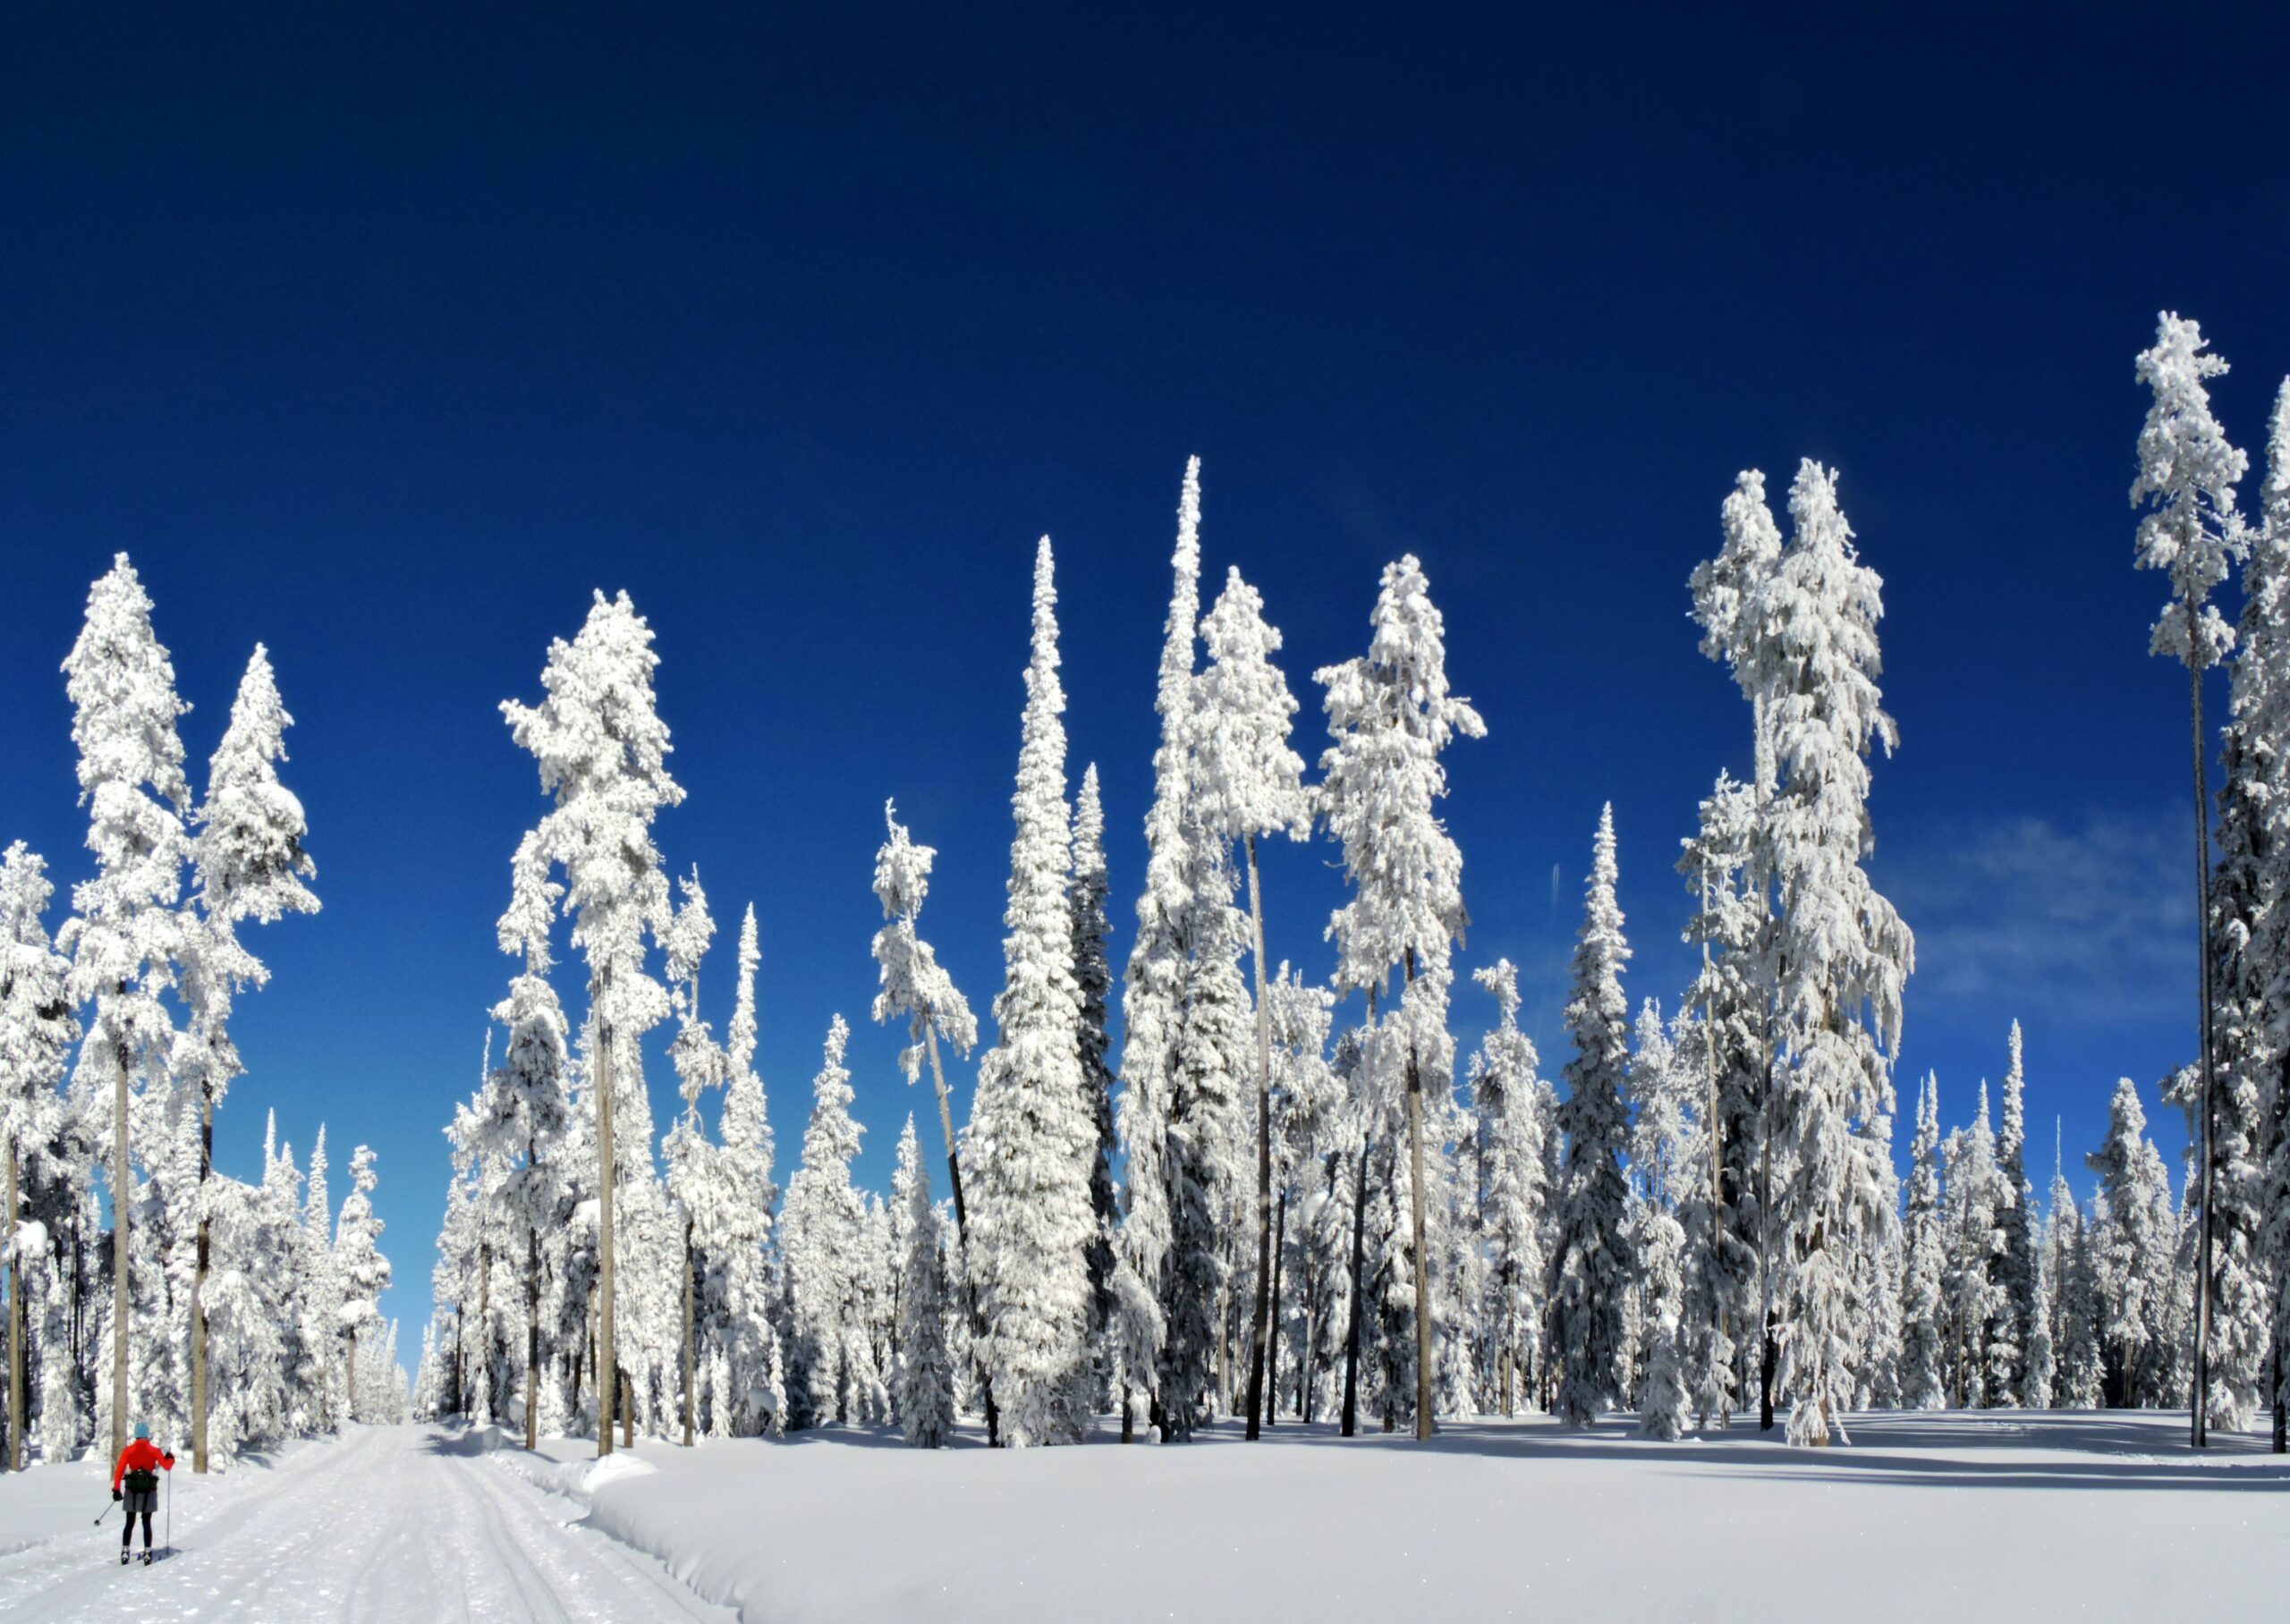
[131,1421,150,1441]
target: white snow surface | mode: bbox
[0,1411,2284,1621]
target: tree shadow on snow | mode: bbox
[1268,1408,2290,1493]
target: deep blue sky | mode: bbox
[3,4,2286,1355]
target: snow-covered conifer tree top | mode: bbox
[196,643,319,930]
[2132,312,2250,670]
[498,589,684,1021]
[1194,565,1310,845]
[1318,554,1486,997]
[870,799,979,1075]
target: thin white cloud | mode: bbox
[1880,808,2193,1028]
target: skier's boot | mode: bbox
[140,1548,153,1566]
[119,1550,128,1566]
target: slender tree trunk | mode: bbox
[596,1012,617,1457]
[191,1091,212,1471]
[923,1024,998,1446]
[477,1242,492,1423]
[2190,664,2217,1450]
[4,1141,19,1471]
[1266,1188,1286,1427]
[1757,1034,1777,1433]
[682,1220,696,1447]
[1243,835,1276,1441]
[1402,952,1434,1441]
[1340,1144,1369,1437]
[1119,1381,1132,1444]
[1701,863,1726,1421]
[111,1028,130,1461]
[621,1368,634,1448]
[526,1223,540,1451]
[346,1328,358,1423]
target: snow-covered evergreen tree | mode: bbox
[2050,1136,2106,1410]
[1899,1073,1946,1409]
[784,1017,874,1428]
[1993,1023,2039,1407]
[59,554,195,1458]
[966,538,1095,1448]
[1548,805,1633,1427]
[1112,459,1203,1440]
[2133,312,2250,1443]
[0,844,75,1468]
[333,1146,390,1420]
[1194,566,1312,1437]
[1762,462,1914,1446]
[1317,554,1484,1440]
[2086,1078,2179,1408]
[1067,765,1119,1410]
[501,589,685,1454]
[1941,1084,2003,1407]
[713,905,784,1435]
[894,1118,956,1447]
[180,644,319,1468]
[1468,960,1548,1417]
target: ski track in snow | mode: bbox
[0,1425,735,1624]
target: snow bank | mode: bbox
[526,1410,2290,1624]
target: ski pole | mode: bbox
[93,1498,114,1527]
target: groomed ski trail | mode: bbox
[0,1424,736,1623]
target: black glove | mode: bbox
[112,1489,121,1501]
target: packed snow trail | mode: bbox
[0,1425,734,1623]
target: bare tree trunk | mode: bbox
[1243,835,1276,1441]
[526,1223,540,1451]
[477,1242,491,1423]
[1701,862,1726,1423]
[1265,1188,1286,1427]
[1757,1031,1777,1433]
[346,1328,358,1423]
[924,1025,998,1446]
[192,1091,212,1470]
[621,1368,634,1448]
[682,1220,696,1447]
[1340,1144,1369,1437]
[1402,952,1434,1441]
[596,1013,617,1457]
[4,1141,19,1471]
[111,1028,130,1461]
[2191,664,2218,1450]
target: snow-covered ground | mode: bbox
[0,1410,2283,1621]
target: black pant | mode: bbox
[122,1489,156,1547]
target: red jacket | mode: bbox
[111,1439,174,1491]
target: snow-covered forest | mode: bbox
[195,311,2269,1462]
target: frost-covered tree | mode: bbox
[1112,460,1203,1441]
[1898,1073,1946,1410]
[1941,1084,2003,1408]
[180,644,319,1469]
[784,1017,876,1428]
[712,906,784,1435]
[1675,773,1765,1428]
[1067,766,1119,1410]
[2050,1138,2107,1411]
[1193,566,1312,1438]
[1469,960,1548,1417]
[1991,1024,2039,1407]
[333,1146,390,1419]
[966,538,1094,1448]
[501,590,685,1455]
[1762,463,1914,1446]
[659,872,724,1447]
[0,845,74,1470]
[1317,554,1484,1440]
[895,1118,956,1447]
[1688,471,1787,1425]
[59,554,194,1458]
[2087,1078,2179,1408]
[1548,806,1633,1426]
[2133,312,2251,1444]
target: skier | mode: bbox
[110,1422,174,1565]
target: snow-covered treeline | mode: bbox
[0,557,403,1476]
[391,314,2290,1455]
